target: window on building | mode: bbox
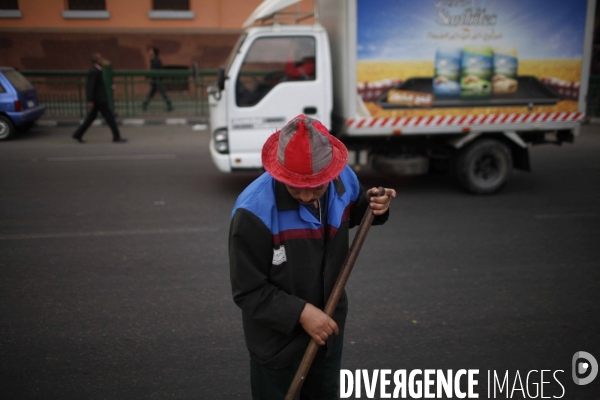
[0,0,19,10]
[63,0,109,19]
[148,0,193,19]
[153,0,189,10]
[0,0,21,18]
[236,37,316,107]
[68,0,106,10]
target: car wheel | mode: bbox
[455,138,512,194]
[0,115,16,141]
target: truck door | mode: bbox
[226,34,330,170]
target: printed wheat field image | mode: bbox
[357,59,581,118]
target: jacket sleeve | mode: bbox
[229,208,306,336]
[348,183,389,229]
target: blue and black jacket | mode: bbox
[229,166,388,368]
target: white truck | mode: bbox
[208,0,595,194]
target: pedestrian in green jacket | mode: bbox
[142,47,173,111]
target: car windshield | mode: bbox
[3,70,34,92]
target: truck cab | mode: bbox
[209,21,332,172]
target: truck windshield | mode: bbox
[225,33,248,76]
[3,70,34,92]
[235,36,315,107]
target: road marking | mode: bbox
[123,119,145,126]
[0,227,217,241]
[47,154,177,161]
[166,118,187,125]
[534,213,599,220]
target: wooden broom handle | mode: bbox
[285,187,385,400]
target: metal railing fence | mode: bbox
[20,70,600,120]
[21,70,89,118]
[22,68,218,119]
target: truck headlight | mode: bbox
[213,128,229,154]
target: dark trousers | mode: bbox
[250,336,343,400]
[143,82,172,109]
[73,102,121,140]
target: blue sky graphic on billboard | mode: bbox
[357,0,588,61]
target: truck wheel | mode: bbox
[455,138,512,194]
[0,116,16,141]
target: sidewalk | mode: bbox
[587,117,600,124]
[36,115,208,129]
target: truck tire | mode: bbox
[0,115,16,141]
[455,138,512,194]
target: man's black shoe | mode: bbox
[72,135,84,143]
[113,138,128,143]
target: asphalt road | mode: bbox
[1,124,599,399]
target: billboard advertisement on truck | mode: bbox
[355,0,587,121]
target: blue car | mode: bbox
[0,67,45,141]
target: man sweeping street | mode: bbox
[229,114,396,399]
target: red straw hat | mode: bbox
[261,114,348,188]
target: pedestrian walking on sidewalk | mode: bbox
[142,47,173,112]
[72,53,127,143]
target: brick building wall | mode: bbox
[0,30,239,70]
[0,0,309,70]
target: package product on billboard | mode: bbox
[433,48,461,97]
[493,47,518,95]
[460,46,493,99]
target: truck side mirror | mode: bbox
[217,67,226,91]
